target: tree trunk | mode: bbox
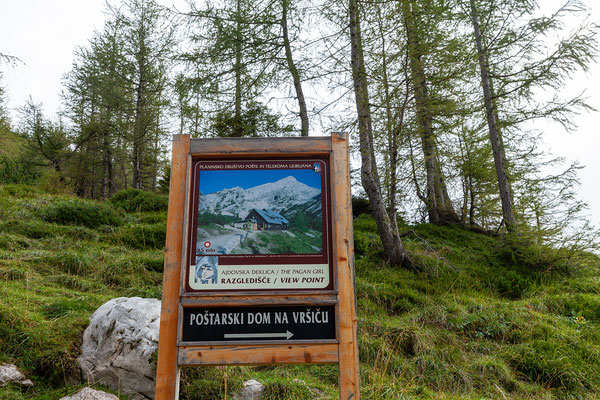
[469,0,517,229]
[376,11,399,223]
[102,124,114,200]
[349,0,412,269]
[132,75,144,189]
[403,0,458,225]
[281,0,309,136]
[234,0,243,137]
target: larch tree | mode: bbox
[114,0,175,189]
[349,0,412,268]
[401,0,461,225]
[182,0,309,137]
[461,0,598,230]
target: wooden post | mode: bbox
[155,134,190,400]
[332,132,360,399]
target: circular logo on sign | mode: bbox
[204,241,211,248]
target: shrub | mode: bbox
[39,198,123,228]
[109,223,167,249]
[137,211,168,224]
[354,231,382,257]
[492,269,533,300]
[0,184,44,197]
[0,158,38,185]
[109,189,169,213]
[0,220,60,239]
[352,196,372,217]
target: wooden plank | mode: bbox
[180,290,336,298]
[331,133,361,399]
[189,136,331,156]
[178,343,339,366]
[180,294,338,307]
[155,134,190,400]
[179,339,338,347]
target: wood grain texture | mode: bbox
[180,294,338,307]
[332,133,361,399]
[178,339,339,347]
[189,136,331,156]
[155,134,190,400]
[178,343,339,366]
[180,289,336,298]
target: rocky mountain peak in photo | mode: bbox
[198,176,320,219]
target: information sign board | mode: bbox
[155,135,360,400]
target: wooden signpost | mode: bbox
[155,134,359,399]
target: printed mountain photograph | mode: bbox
[196,167,324,255]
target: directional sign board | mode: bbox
[155,135,360,400]
[182,306,336,342]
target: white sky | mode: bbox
[1,0,599,228]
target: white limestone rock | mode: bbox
[59,387,120,400]
[77,297,160,400]
[0,363,32,387]
[234,379,265,400]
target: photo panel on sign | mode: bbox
[186,159,333,292]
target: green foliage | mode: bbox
[1,192,600,399]
[179,367,244,399]
[0,184,45,198]
[197,212,238,227]
[0,157,38,185]
[285,210,321,232]
[108,222,166,250]
[0,220,99,241]
[109,189,169,213]
[352,196,372,218]
[492,269,532,299]
[39,198,124,228]
[241,229,322,254]
[211,102,294,137]
[354,230,382,257]
[353,217,600,399]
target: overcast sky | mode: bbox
[1,0,599,228]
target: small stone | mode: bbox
[0,363,27,386]
[59,387,119,400]
[21,379,34,387]
[234,379,265,400]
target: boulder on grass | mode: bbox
[77,297,160,400]
[60,387,119,400]
[0,363,33,387]
[234,379,265,400]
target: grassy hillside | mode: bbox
[1,184,600,399]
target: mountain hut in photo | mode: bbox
[232,218,257,230]
[245,208,289,230]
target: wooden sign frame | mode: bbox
[155,134,359,399]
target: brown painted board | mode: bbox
[178,343,339,366]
